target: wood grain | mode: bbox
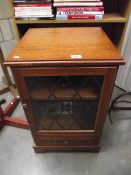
[5,27,124,66]
[6,27,125,152]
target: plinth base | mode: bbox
[33,143,101,153]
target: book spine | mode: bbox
[15,11,52,16]
[57,11,104,15]
[69,14,103,19]
[15,12,53,17]
[57,6,104,12]
[15,14,53,17]
[14,7,52,11]
[56,14,103,20]
[54,2,103,7]
[14,3,52,7]
[15,17,54,20]
[54,0,101,2]
[13,1,52,4]
[14,0,26,2]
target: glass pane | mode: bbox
[25,76,104,130]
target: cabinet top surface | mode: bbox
[5,27,124,67]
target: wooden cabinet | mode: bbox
[10,0,131,50]
[5,27,124,152]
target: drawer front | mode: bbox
[35,136,100,146]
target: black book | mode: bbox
[15,16,55,20]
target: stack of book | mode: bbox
[14,0,54,20]
[54,0,104,20]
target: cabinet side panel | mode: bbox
[95,67,118,135]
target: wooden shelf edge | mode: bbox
[30,86,97,101]
[15,13,127,24]
[31,97,97,101]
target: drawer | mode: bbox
[35,137,100,146]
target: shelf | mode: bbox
[15,13,127,24]
[30,85,97,100]
[33,101,97,130]
[37,114,95,130]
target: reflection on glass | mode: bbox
[26,76,103,130]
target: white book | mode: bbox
[15,7,52,11]
[15,14,54,17]
[15,12,53,16]
[57,11,104,15]
[15,9,52,13]
[54,1,103,7]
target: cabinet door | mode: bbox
[12,67,117,141]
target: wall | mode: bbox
[116,14,131,91]
[0,0,18,81]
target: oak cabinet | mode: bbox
[5,27,124,152]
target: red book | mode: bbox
[57,6,104,12]
[68,14,103,19]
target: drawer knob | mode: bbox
[23,103,27,109]
[64,140,69,145]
